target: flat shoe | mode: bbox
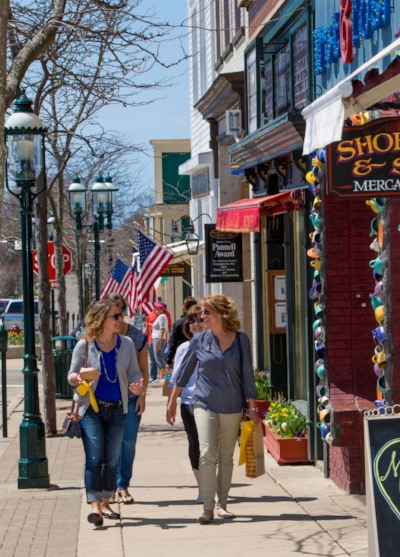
[218,510,236,519]
[87,513,103,527]
[102,512,120,519]
[118,490,134,504]
[198,512,214,524]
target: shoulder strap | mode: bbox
[84,339,89,367]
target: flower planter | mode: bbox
[264,424,309,465]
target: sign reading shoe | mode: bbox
[327,117,400,198]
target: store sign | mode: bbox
[161,262,190,277]
[327,118,400,198]
[205,224,243,283]
[314,0,391,75]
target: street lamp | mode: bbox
[47,214,56,336]
[68,174,118,300]
[4,90,49,489]
[170,213,211,256]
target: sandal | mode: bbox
[118,490,134,504]
[108,491,117,504]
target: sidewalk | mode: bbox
[0,381,368,557]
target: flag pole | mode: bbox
[131,222,206,278]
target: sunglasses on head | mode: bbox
[189,317,204,325]
[200,309,210,315]
[106,312,123,321]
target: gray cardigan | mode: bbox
[67,336,142,417]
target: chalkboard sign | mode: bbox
[364,412,400,556]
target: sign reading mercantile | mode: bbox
[327,117,400,198]
[205,224,243,283]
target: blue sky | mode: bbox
[97,0,190,200]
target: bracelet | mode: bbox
[248,407,258,412]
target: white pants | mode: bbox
[194,405,242,511]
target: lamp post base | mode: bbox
[18,422,49,489]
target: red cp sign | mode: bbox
[32,241,72,289]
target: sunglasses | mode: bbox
[106,312,123,321]
[189,318,204,325]
[200,309,210,315]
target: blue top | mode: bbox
[169,341,198,405]
[126,324,147,354]
[95,335,122,401]
[175,330,257,413]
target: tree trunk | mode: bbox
[35,188,57,435]
[55,172,67,335]
[0,1,8,237]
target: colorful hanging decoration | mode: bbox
[306,149,331,443]
[366,197,386,412]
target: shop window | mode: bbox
[274,47,290,117]
[264,59,274,123]
[293,25,308,110]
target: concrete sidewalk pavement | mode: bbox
[0,381,368,557]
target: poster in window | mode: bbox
[247,48,257,134]
[274,275,286,301]
[267,270,286,334]
[274,302,287,329]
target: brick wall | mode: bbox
[323,193,376,493]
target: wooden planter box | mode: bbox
[264,424,309,465]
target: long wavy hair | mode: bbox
[182,304,202,340]
[200,294,241,332]
[104,292,126,311]
[82,299,118,342]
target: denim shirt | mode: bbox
[175,330,257,414]
[169,341,198,405]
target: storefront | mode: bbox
[301,3,400,492]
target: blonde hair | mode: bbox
[200,294,241,332]
[104,292,126,310]
[82,299,119,342]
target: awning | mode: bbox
[302,37,400,155]
[216,190,304,233]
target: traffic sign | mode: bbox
[32,242,72,289]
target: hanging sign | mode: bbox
[205,224,243,283]
[161,262,190,277]
[364,410,400,556]
[327,117,400,198]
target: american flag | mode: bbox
[100,258,132,299]
[137,230,173,301]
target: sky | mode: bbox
[97,0,191,200]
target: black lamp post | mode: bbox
[4,91,49,489]
[68,175,118,300]
[47,213,56,336]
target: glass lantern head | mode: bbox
[170,222,184,243]
[90,175,108,215]
[68,176,86,214]
[103,175,119,212]
[4,91,46,190]
[185,224,200,255]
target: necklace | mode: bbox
[99,344,119,384]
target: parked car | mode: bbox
[1,299,39,331]
[0,299,11,314]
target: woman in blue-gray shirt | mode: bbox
[168,294,260,524]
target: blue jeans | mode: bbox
[148,343,158,380]
[154,338,167,369]
[80,405,126,502]
[116,396,141,490]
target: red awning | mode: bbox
[216,190,304,233]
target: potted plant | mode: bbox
[248,369,271,418]
[264,400,309,464]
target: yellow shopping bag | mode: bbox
[238,420,265,478]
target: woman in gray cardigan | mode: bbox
[68,300,144,528]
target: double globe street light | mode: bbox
[68,175,118,300]
[4,91,49,488]
[170,213,212,255]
